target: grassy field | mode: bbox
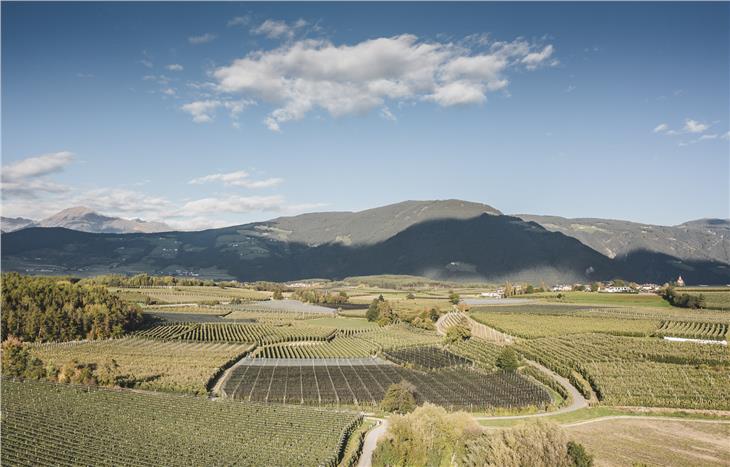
[566,418,730,466]
[530,291,671,308]
[678,287,730,310]
[1,379,361,467]
[30,338,253,395]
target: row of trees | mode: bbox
[661,286,705,309]
[1,273,143,342]
[291,289,349,305]
[79,273,229,288]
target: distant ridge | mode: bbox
[1,206,171,234]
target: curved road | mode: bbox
[356,418,389,467]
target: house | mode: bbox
[601,286,633,293]
[550,284,572,292]
[676,276,686,287]
[480,291,503,298]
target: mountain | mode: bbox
[516,214,730,264]
[0,216,35,233]
[0,207,171,234]
[2,201,728,284]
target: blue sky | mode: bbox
[2,2,728,229]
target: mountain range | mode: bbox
[0,207,171,234]
[1,200,728,284]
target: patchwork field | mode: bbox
[30,338,253,395]
[222,358,550,410]
[1,379,361,467]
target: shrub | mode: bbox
[380,381,417,414]
[444,324,471,344]
[406,293,416,300]
[567,441,594,467]
[1,337,46,380]
[449,291,461,304]
[496,348,520,372]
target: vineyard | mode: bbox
[111,286,270,303]
[447,338,503,369]
[222,359,550,410]
[677,287,730,310]
[655,320,728,341]
[382,346,472,369]
[1,379,361,467]
[30,338,253,395]
[256,337,379,358]
[134,322,337,345]
[515,333,730,410]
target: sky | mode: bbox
[2,2,729,230]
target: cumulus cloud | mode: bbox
[189,33,217,45]
[189,170,283,188]
[251,18,307,39]
[683,119,709,133]
[210,34,555,131]
[166,64,184,72]
[180,99,253,123]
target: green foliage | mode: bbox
[444,324,471,344]
[495,347,520,372]
[662,286,705,309]
[292,288,349,305]
[462,420,575,467]
[80,273,217,288]
[428,307,440,322]
[272,289,284,300]
[567,441,594,467]
[1,337,46,380]
[380,381,417,414]
[449,291,461,304]
[1,273,143,342]
[366,296,396,326]
[373,403,482,467]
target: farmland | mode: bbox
[222,358,551,410]
[677,287,730,311]
[29,338,253,395]
[1,379,361,467]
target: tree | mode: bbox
[504,282,513,297]
[380,381,417,414]
[496,347,520,371]
[406,293,416,300]
[272,289,284,300]
[1,337,45,379]
[444,324,471,343]
[567,441,594,467]
[525,285,535,294]
[428,308,440,322]
[448,291,460,304]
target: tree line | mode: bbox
[1,273,143,342]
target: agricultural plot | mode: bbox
[516,333,730,410]
[471,311,658,338]
[222,359,550,410]
[655,320,728,341]
[111,286,270,304]
[447,338,502,369]
[29,338,253,395]
[257,337,379,358]
[1,379,361,467]
[678,287,730,311]
[383,346,471,369]
[134,322,336,345]
[223,299,336,316]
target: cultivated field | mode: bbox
[30,338,253,395]
[677,287,730,311]
[222,358,550,410]
[1,379,361,467]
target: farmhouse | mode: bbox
[676,276,686,287]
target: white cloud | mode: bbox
[162,88,176,96]
[227,16,250,27]
[2,151,74,181]
[380,107,397,122]
[722,131,730,140]
[699,134,718,141]
[189,170,283,188]
[684,119,708,133]
[181,195,285,215]
[251,19,307,39]
[189,33,217,45]
[212,34,554,131]
[180,99,254,123]
[166,64,184,72]
[653,123,669,133]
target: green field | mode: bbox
[677,287,730,310]
[530,291,671,308]
[1,379,361,467]
[30,338,252,395]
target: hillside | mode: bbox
[518,214,730,264]
[3,207,728,284]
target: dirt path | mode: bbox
[474,360,588,420]
[562,415,730,428]
[357,418,389,467]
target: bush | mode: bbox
[406,293,415,300]
[380,381,417,414]
[449,291,461,304]
[272,289,284,300]
[428,307,440,322]
[496,348,520,372]
[567,441,594,467]
[1,337,46,380]
[444,324,471,344]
